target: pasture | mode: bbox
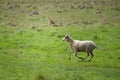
[0,0,120,80]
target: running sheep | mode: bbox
[62,35,96,62]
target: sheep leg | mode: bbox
[82,52,90,61]
[75,52,83,60]
[68,51,73,60]
[88,51,94,62]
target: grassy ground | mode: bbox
[0,0,120,80]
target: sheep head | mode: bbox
[62,35,72,42]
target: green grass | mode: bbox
[0,0,120,80]
[0,25,120,80]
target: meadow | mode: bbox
[0,0,120,80]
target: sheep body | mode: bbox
[63,35,96,61]
[72,40,96,52]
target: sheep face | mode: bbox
[62,35,70,42]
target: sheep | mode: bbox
[62,35,96,62]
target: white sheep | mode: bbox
[62,35,96,61]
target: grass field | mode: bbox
[0,0,120,80]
